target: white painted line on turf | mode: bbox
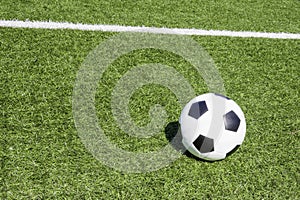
[0,20,300,39]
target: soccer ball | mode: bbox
[179,93,246,161]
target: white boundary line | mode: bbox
[1,20,300,39]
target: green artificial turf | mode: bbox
[1,27,299,199]
[1,0,300,199]
[0,0,299,33]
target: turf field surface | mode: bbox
[1,1,299,199]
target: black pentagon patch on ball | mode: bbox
[223,111,241,132]
[188,101,208,119]
[193,135,214,153]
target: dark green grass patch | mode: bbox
[1,27,299,199]
[0,0,299,33]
